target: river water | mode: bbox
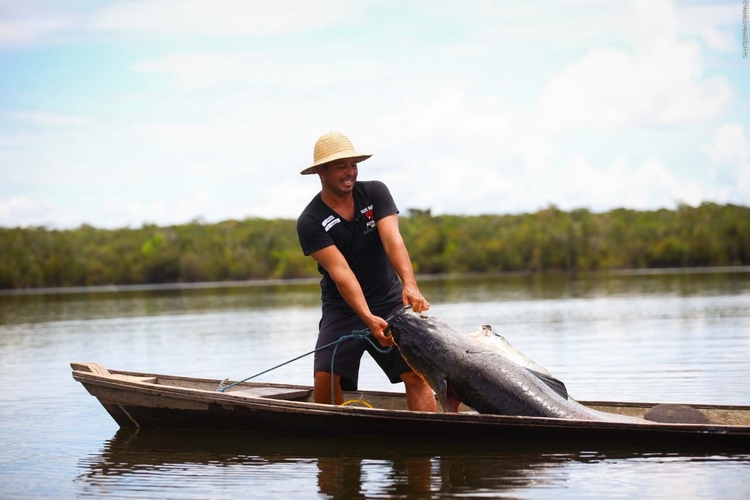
[0,269,749,499]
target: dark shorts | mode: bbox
[314,303,412,391]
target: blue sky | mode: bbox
[0,0,747,228]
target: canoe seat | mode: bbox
[228,386,311,401]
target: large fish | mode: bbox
[386,307,647,423]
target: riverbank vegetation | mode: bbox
[1,203,748,289]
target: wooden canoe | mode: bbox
[71,362,750,450]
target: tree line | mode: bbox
[1,202,748,290]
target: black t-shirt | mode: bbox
[297,180,403,315]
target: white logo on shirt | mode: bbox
[322,215,341,232]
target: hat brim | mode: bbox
[300,152,372,175]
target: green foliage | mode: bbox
[1,203,748,289]
[0,218,319,289]
[399,203,750,275]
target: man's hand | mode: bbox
[402,283,430,313]
[365,315,393,347]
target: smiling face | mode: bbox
[318,157,359,197]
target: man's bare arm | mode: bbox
[377,214,430,313]
[310,245,392,345]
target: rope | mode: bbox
[329,330,392,405]
[216,328,392,403]
[341,399,373,408]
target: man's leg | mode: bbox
[400,371,437,412]
[314,371,343,405]
[314,310,366,405]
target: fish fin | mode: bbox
[433,378,462,413]
[526,369,569,399]
[442,393,462,413]
[434,378,451,410]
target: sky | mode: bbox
[0,0,748,229]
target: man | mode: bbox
[296,131,437,412]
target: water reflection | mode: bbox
[420,267,750,304]
[77,429,750,499]
[0,280,323,325]
[3,268,748,327]
[78,429,581,498]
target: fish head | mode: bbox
[385,306,460,350]
[385,305,419,345]
[386,306,487,367]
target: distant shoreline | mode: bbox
[3,204,748,291]
[3,265,749,297]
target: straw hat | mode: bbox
[300,131,372,175]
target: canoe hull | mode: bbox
[72,362,750,451]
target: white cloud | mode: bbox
[118,190,214,227]
[373,114,707,215]
[679,4,738,53]
[0,17,71,47]
[0,0,738,57]
[537,42,731,131]
[177,190,213,220]
[0,189,221,229]
[91,0,360,37]
[5,110,91,127]
[459,0,627,49]
[630,0,678,49]
[235,179,317,220]
[549,156,703,210]
[519,154,700,213]
[490,16,624,47]
[536,0,732,131]
[371,84,521,165]
[139,121,261,151]
[704,123,750,167]
[703,123,750,202]
[0,196,59,227]
[466,0,737,54]
[0,0,362,47]
[0,133,16,147]
[134,115,315,166]
[132,51,378,89]
[381,150,707,217]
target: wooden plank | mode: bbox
[227,386,311,400]
[70,362,110,376]
[110,374,158,384]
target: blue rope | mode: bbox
[329,329,392,405]
[216,328,392,404]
